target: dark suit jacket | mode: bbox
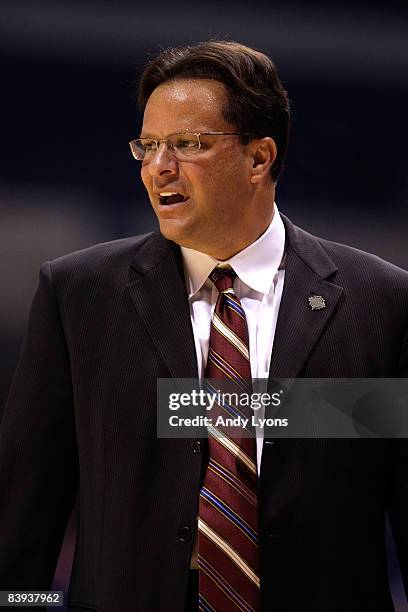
[1,215,407,611]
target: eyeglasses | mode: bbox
[129,131,252,161]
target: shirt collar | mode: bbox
[181,203,285,297]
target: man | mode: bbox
[0,41,407,611]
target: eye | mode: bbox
[179,139,197,148]
[142,139,157,152]
[172,135,200,152]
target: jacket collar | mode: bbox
[127,234,199,382]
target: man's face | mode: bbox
[140,79,260,258]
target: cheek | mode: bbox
[189,162,225,194]
[184,154,247,204]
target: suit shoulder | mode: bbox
[39,233,165,300]
[284,214,408,290]
[318,235,408,288]
[47,233,154,279]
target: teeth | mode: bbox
[160,191,178,197]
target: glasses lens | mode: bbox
[130,134,201,161]
[130,139,157,160]
[168,133,200,156]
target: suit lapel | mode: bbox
[269,216,344,381]
[261,216,344,486]
[126,233,198,381]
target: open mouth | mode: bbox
[159,192,189,205]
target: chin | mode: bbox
[158,220,190,246]
[159,225,201,252]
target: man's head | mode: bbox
[135,41,290,259]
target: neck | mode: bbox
[211,208,275,261]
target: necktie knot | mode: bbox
[209,266,237,294]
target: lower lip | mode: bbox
[157,197,190,214]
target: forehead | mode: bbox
[141,79,230,137]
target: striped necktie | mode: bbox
[198,266,260,612]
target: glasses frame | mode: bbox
[129,131,253,161]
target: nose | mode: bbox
[145,142,178,177]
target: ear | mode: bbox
[250,137,277,184]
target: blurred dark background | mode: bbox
[1,0,407,609]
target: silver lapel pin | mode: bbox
[308,295,326,310]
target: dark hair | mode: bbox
[138,41,290,181]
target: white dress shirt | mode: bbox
[181,204,286,474]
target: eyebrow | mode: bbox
[138,131,201,139]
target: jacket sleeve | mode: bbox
[388,321,408,597]
[0,261,79,589]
